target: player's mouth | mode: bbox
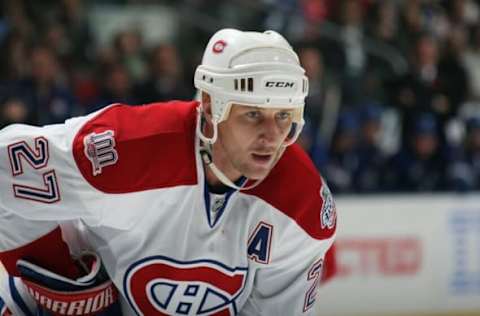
[251,153,273,165]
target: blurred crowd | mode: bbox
[1,0,480,193]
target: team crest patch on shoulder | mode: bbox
[83,130,118,176]
[320,184,336,230]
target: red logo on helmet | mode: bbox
[212,40,227,54]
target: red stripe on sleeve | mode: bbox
[0,226,79,278]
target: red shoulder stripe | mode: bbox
[73,101,199,193]
[247,144,336,240]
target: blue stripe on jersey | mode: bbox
[203,177,246,228]
[9,277,34,316]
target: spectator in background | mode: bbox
[388,33,449,148]
[448,115,480,191]
[299,46,326,147]
[42,1,93,77]
[446,0,469,27]
[336,0,368,107]
[9,45,79,125]
[299,46,326,129]
[56,0,94,66]
[463,24,480,101]
[300,0,333,25]
[87,63,136,112]
[297,45,340,171]
[43,21,72,67]
[384,113,448,192]
[437,25,468,122]
[113,29,147,82]
[444,0,480,30]
[135,43,192,103]
[397,0,442,55]
[366,0,399,47]
[0,31,29,81]
[329,0,391,108]
[353,103,388,193]
[399,0,423,39]
[324,111,360,193]
[0,97,29,128]
[1,0,35,41]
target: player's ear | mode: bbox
[202,92,213,121]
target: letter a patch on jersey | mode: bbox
[83,130,118,176]
[247,221,273,264]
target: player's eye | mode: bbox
[276,111,292,121]
[245,110,261,120]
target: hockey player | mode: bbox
[0,28,336,315]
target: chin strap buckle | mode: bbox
[200,147,213,165]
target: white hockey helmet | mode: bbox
[194,28,309,146]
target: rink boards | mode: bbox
[316,194,480,316]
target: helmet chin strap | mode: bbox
[196,106,283,191]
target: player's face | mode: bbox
[214,104,294,181]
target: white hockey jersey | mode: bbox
[0,101,336,315]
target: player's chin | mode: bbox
[243,169,270,181]
[243,160,273,179]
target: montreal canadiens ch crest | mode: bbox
[124,256,247,316]
[320,184,336,230]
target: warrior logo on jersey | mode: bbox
[83,130,118,176]
[124,256,247,315]
[320,184,336,230]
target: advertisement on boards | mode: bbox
[316,194,480,316]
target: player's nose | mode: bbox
[257,116,283,145]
